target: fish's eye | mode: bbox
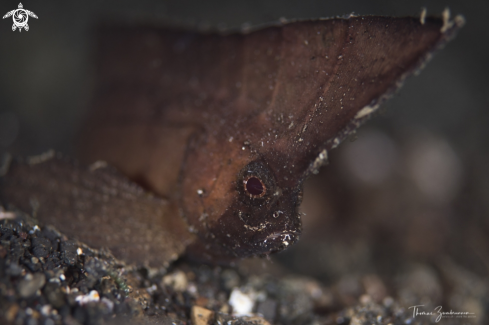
[243,176,266,198]
[237,160,276,201]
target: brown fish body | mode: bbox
[1,13,464,265]
[0,152,192,267]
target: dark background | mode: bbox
[0,0,488,299]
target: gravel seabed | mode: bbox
[0,211,484,325]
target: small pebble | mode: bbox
[162,270,188,292]
[18,273,46,298]
[191,305,214,325]
[229,288,256,316]
[75,290,100,305]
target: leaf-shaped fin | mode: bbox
[83,15,464,186]
[244,16,465,180]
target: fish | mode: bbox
[0,11,464,267]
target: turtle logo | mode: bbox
[3,3,38,32]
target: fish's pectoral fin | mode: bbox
[12,23,16,31]
[24,24,29,31]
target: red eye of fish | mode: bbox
[244,176,266,198]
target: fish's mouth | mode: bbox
[260,231,299,253]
